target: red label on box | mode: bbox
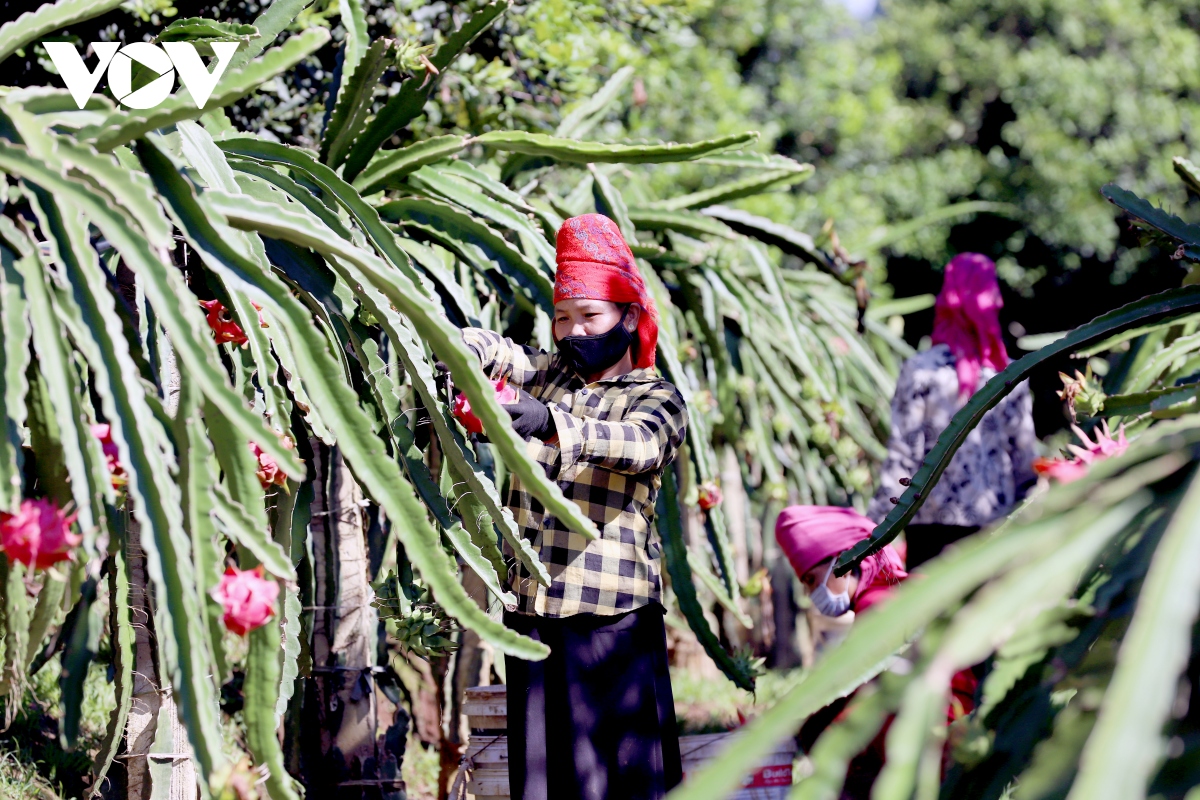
[684,764,793,789]
[742,765,792,788]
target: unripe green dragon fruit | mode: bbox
[372,563,459,659]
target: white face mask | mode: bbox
[810,561,851,617]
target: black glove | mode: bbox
[505,388,556,441]
[433,361,453,405]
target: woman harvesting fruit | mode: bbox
[457,214,688,800]
[868,253,1038,568]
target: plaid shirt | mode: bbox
[462,328,688,617]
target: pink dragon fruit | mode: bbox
[453,377,519,435]
[248,442,288,490]
[0,498,81,570]
[213,565,279,636]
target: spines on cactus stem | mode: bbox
[175,385,231,684]
[0,556,29,698]
[1102,184,1200,252]
[23,573,65,672]
[58,577,101,750]
[320,36,393,167]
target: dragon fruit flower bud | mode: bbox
[213,565,278,636]
[453,377,519,435]
[0,498,81,570]
[1056,368,1106,421]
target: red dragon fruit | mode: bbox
[698,481,724,511]
[199,299,268,347]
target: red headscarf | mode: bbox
[774,505,907,612]
[553,214,659,369]
[931,253,1010,401]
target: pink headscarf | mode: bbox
[931,253,1010,401]
[775,506,907,609]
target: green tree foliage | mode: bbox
[623,0,1200,292]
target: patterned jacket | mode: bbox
[868,345,1038,527]
[461,328,688,617]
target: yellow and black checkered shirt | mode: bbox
[462,328,688,617]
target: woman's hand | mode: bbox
[505,388,556,441]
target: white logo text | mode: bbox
[43,41,240,110]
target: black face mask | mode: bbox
[557,313,635,377]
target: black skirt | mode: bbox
[505,604,682,800]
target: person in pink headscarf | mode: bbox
[868,254,1037,569]
[775,505,907,615]
[776,505,977,799]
